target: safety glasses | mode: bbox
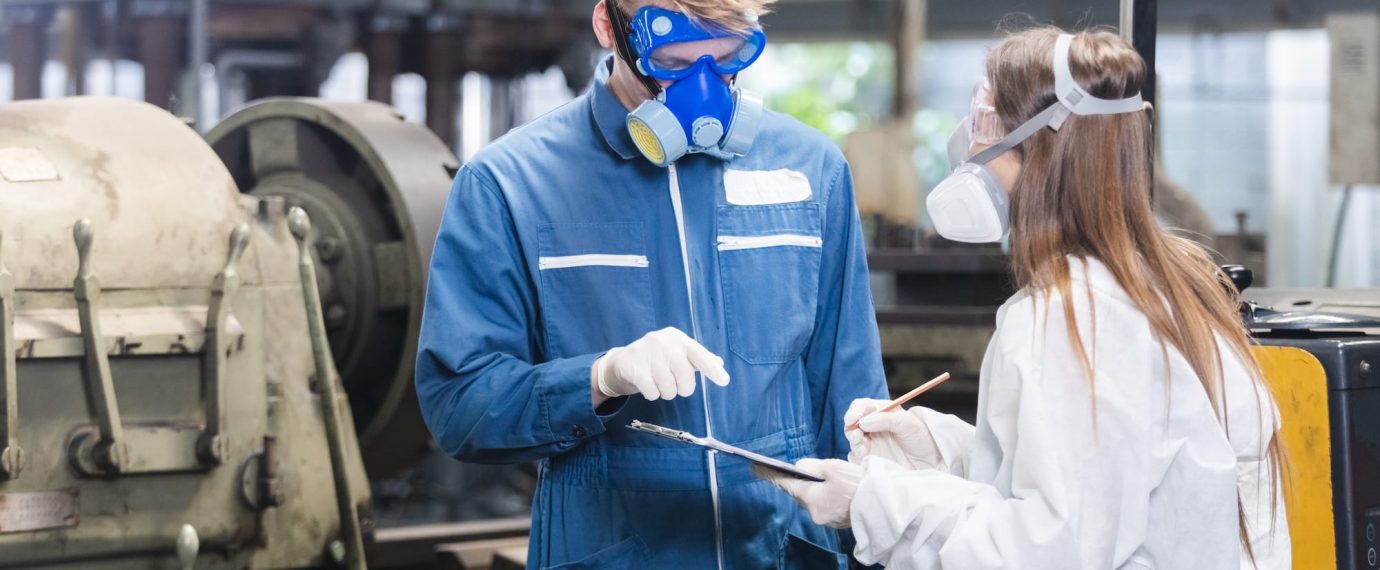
[628,6,767,81]
[969,77,1005,145]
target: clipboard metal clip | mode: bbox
[626,419,826,482]
[628,420,704,445]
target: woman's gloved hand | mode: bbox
[844,399,942,470]
[592,327,730,402]
[755,458,862,529]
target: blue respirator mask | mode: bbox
[607,4,767,167]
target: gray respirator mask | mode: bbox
[927,34,1147,243]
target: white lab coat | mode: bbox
[850,257,1290,569]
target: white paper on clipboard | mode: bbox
[628,420,825,482]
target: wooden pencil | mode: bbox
[845,372,952,431]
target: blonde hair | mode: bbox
[989,26,1284,565]
[617,0,776,36]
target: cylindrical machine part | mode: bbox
[206,99,458,478]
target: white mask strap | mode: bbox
[1053,33,1144,118]
[965,32,1148,165]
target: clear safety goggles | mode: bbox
[643,33,766,80]
[629,5,767,81]
[968,77,1005,146]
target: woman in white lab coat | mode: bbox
[763,27,1290,569]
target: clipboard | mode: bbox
[628,420,825,482]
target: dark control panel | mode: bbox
[1366,508,1380,568]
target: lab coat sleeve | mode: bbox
[915,407,977,477]
[1234,377,1291,569]
[803,159,889,461]
[415,167,623,464]
[850,293,1153,569]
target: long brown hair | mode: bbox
[986,26,1284,563]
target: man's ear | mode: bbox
[592,1,615,50]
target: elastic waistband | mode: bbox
[544,425,817,491]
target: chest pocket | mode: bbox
[716,203,823,364]
[537,222,654,359]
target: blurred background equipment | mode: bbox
[0,0,600,145]
[1325,11,1380,288]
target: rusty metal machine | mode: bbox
[205,98,456,481]
[0,94,462,567]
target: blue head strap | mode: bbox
[626,6,766,78]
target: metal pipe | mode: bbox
[1120,0,1157,202]
[424,17,461,148]
[6,6,52,100]
[1121,0,1157,110]
[137,16,183,110]
[892,0,925,118]
[1120,0,1134,43]
[366,16,407,104]
[1326,184,1354,287]
[189,0,210,125]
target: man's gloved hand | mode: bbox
[593,327,730,401]
[844,399,942,470]
[755,458,862,529]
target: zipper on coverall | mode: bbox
[667,163,726,570]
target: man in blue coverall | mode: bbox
[414,0,887,567]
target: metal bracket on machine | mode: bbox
[65,221,253,477]
[197,224,250,466]
[0,228,24,480]
[289,207,366,570]
[69,219,129,475]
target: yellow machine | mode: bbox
[1257,345,1336,569]
[1244,276,1380,570]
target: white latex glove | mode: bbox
[756,458,862,529]
[593,327,730,401]
[844,399,941,470]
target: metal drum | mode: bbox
[207,99,457,478]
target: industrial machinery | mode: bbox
[0,96,375,567]
[1239,282,1380,570]
[205,98,455,480]
[0,91,479,567]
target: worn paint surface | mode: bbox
[0,98,371,568]
[1254,345,1337,570]
[0,98,244,292]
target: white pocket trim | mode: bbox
[716,234,823,251]
[538,254,650,270]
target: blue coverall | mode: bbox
[416,60,887,569]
